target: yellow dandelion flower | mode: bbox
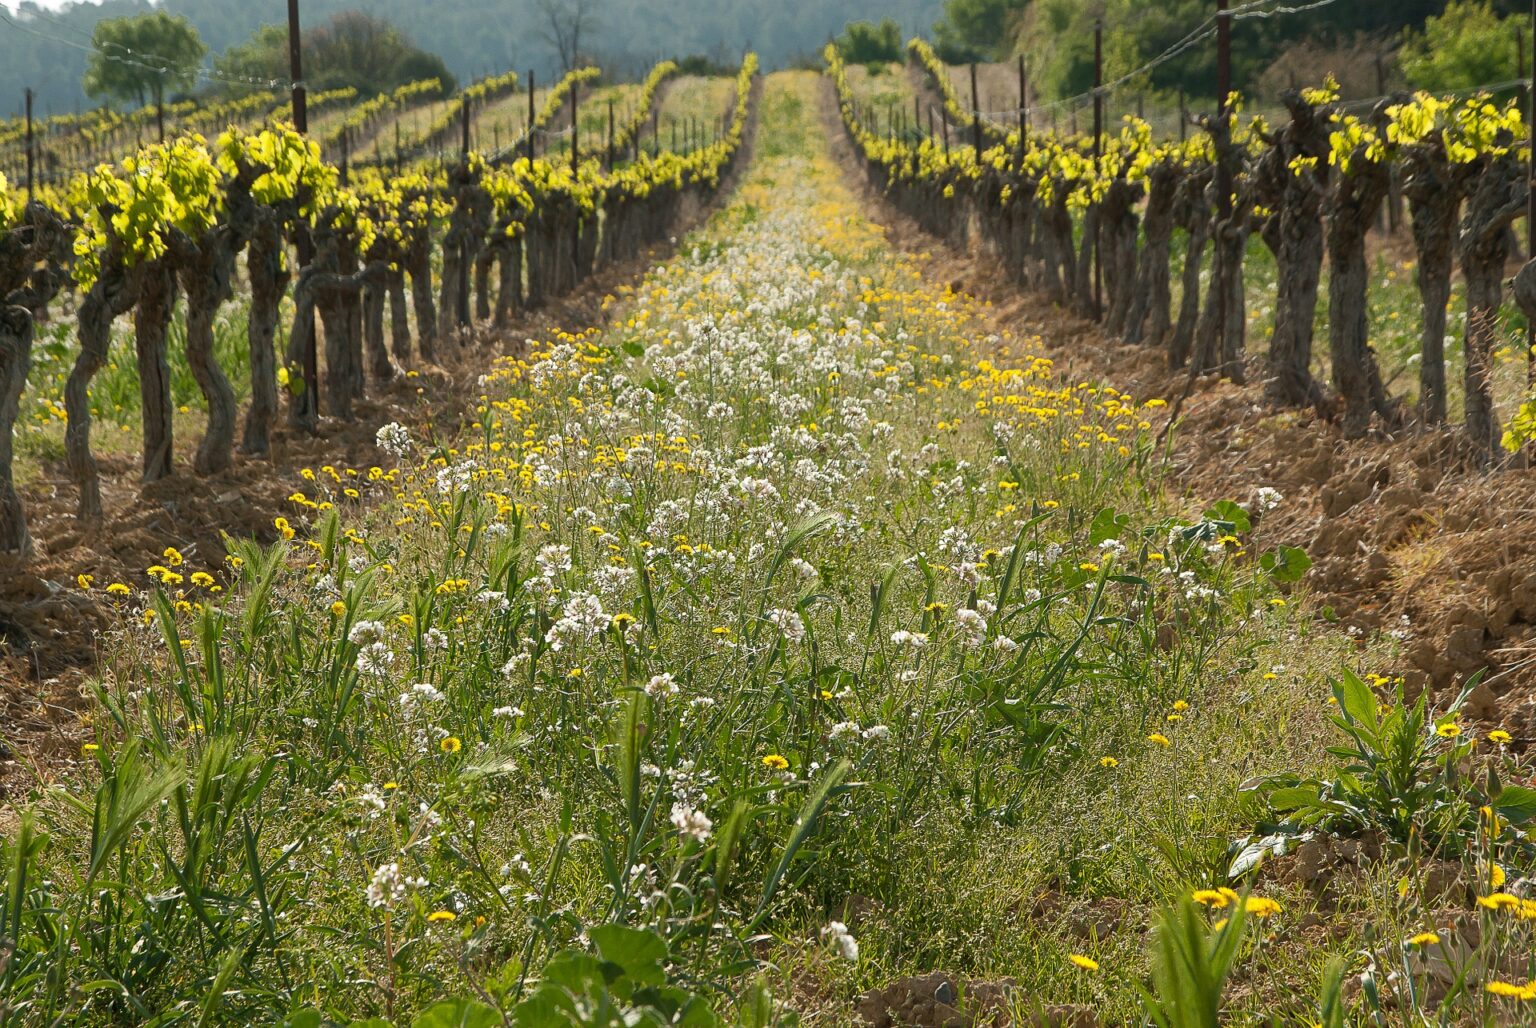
[1192,889,1231,908]
[1244,896,1282,918]
[1485,980,1536,1000]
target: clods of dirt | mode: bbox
[855,971,1095,1028]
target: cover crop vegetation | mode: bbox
[0,35,1533,1028]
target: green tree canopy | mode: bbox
[211,23,288,89]
[932,0,1017,63]
[1399,0,1523,94]
[835,19,904,64]
[211,11,457,99]
[83,12,207,109]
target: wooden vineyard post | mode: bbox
[288,0,318,417]
[1017,54,1027,166]
[970,62,982,154]
[1214,0,1241,382]
[23,88,32,202]
[1092,18,1103,322]
[1377,53,1401,233]
[528,69,536,162]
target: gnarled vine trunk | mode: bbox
[243,213,289,455]
[1458,151,1526,463]
[136,263,179,483]
[1173,196,1210,368]
[406,241,437,362]
[494,236,522,328]
[1403,164,1460,426]
[1125,163,1177,347]
[1072,206,1098,318]
[0,307,33,553]
[1263,93,1330,409]
[1193,182,1248,382]
[1,203,68,552]
[67,253,143,519]
[178,230,240,474]
[1326,156,1394,437]
[1101,179,1143,337]
[364,277,392,382]
[388,271,412,368]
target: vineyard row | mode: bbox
[0,56,759,557]
[831,42,1536,462]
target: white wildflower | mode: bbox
[670,803,713,842]
[645,673,679,698]
[375,422,413,458]
[821,920,859,961]
[766,608,806,644]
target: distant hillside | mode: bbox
[1,0,945,116]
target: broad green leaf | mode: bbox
[1493,785,1536,824]
[1266,786,1327,811]
[1259,545,1312,583]
[1332,670,1378,732]
[411,999,502,1028]
[591,923,668,987]
[1089,506,1129,545]
[1202,499,1251,533]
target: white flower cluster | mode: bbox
[374,421,413,458]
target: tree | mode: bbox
[212,13,456,99]
[211,23,287,92]
[83,12,207,110]
[536,0,601,74]
[1399,0,1522,95]
[933,0,1021,63]
[835,20,903,65]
